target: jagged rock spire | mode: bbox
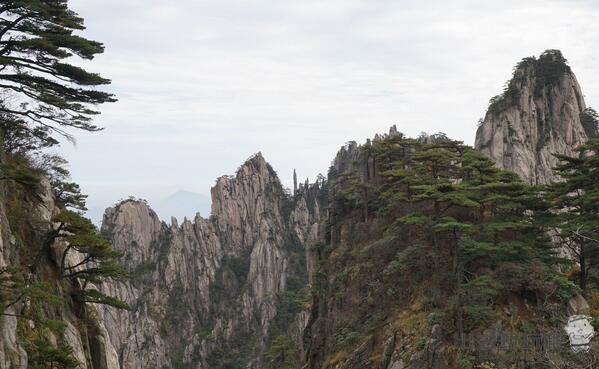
[98,152,326,369]
[293,168,298,196]
[475,50,588,184]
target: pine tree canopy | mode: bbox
[333,133,578,331]
[0,0,115,142]
[549,138,599,292]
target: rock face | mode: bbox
[0,151,325,369]
[98,153,325,369]
[0,178,120,369]
[475,50,589,184]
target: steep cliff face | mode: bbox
[0,176,120,369]
[0,172,27,369]
[475,50,588,184]
[98,153,325,369]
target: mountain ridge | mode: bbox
[1,49,597,369]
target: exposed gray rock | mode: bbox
[0,175,122,369]
[63,322,89,368]
[0,307,27,369]
[380,335,396,369]
[475,50,588,184]
[567,294,591,316]
[98,153,325,369]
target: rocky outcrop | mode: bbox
[475,50,589,184]
[0,151,325,369]
[0,178,29,369]
[0,177,120,369]
[98,153,325,369]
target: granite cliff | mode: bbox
[0,151,325,369]
[97,153,325,369]
[475,50,590,184]
[0,178,120,369]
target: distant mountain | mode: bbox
[152,190,211,222]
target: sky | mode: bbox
[57,0,599,222]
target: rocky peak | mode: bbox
[96,152,325,369]
[211,152,282,216]
[102,199,163,265]
[475,49,588,184]
[210,152,289,253]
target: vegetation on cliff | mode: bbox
[0,1,125,368]
[305,132,598,368]
[0,5,596,368]
[487,50,572,115]
[548,139,599,295]
[581,108,599,138]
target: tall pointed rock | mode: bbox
[293,169,298,196]
[475,50,589,184]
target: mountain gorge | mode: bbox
[1,50,598,369]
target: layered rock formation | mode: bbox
[97,153,325,369]
[475,50,589,184]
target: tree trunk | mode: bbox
[580,243,587,295]
[432,200,441,304]
[454,235,464,336]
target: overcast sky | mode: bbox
[58,0,599,221]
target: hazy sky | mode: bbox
[58,0,599,221]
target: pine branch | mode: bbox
[0,13,32,40]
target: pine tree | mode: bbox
[548,138,599,294]
[0,0,115,143]
[378,135,571,333]
[53,210,128,309]
[581,108,599,138]
[0,116,57,154]
[264,335,298,369]
[36,154,87,210]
